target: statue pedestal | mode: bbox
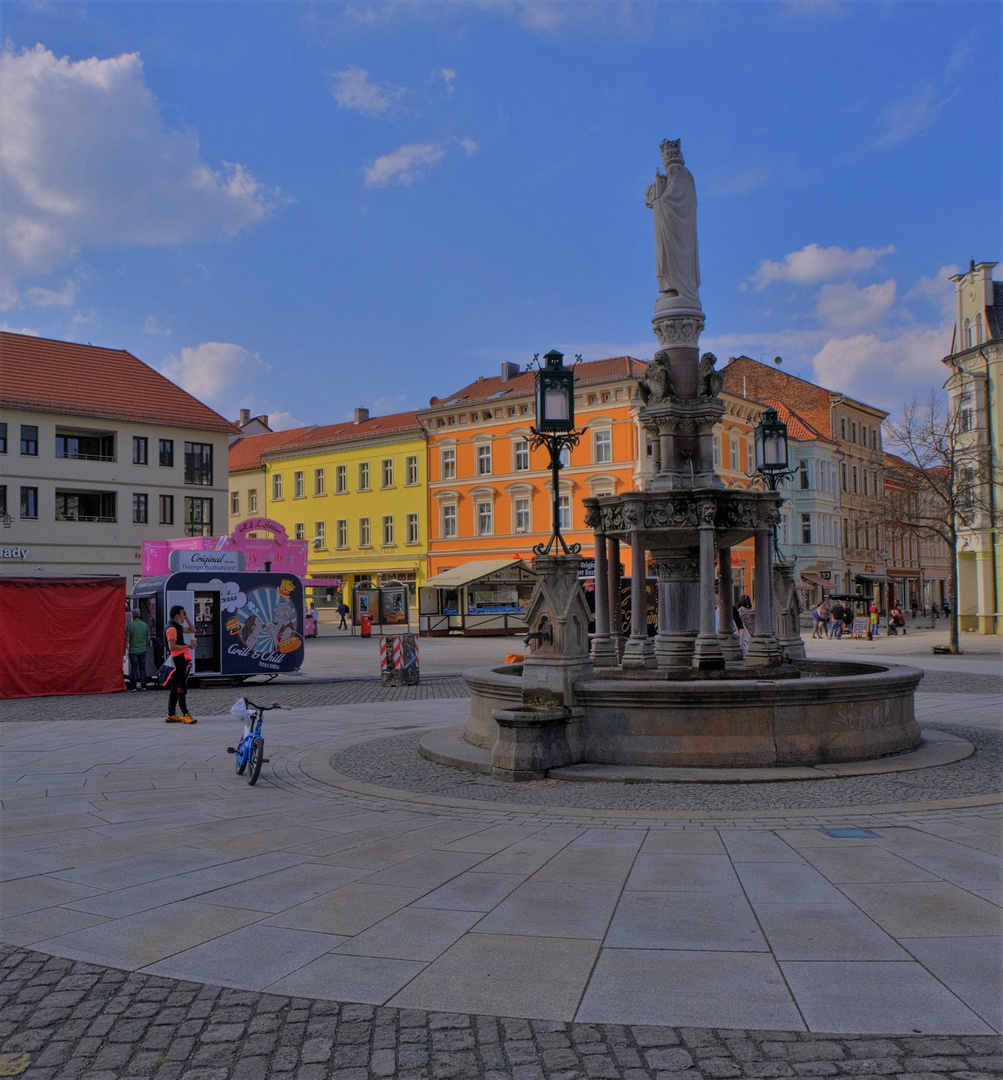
[490,706,582,781]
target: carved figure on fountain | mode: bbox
[697,352,725,399]
[638,350,675,405]
[645,139,701,310]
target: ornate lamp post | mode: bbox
[753,408,793,490]
[530,349,583,556]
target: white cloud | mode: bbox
[438,68,456,94]
[364,142,447,187]
[144,315,172,337]
[905,264,959,322]
[751,243,896,291]
[265,410,302,431]
[25,278,76,307]
[70,309,100,332]
[160,342,270,406]
[816,279,897,330]
[331,66,405,116]
[874,85,954,148]
[0,44,279,284]
[459,136,479,157]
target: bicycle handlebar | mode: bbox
[243,700,281,712]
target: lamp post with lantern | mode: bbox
[753,407,793,492]
[530,349,584,556]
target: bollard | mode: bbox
[380,634,420,686]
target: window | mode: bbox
[273,474,283,500]
[976,312,984,345]
[133,493,149,524]
[20,426,38,456]
[559,446,571,468]
[20,487,38,519]
[230,491,240,515]
[477,501,493,535]
[442,504,457,538]
[476,444,492,475]
[55,491,116,522]
[593,429,612,464]
[335,519,348,548]
[381,459,394,488]
[0,422,6,453]
[359,462,370,490]
[559,494,571,531]
[359,517,371,546]
[294,471,305,498]
[406,455,419,486]
[963,317,972,350]
[840,418,846,439]
[514,497,531,533]
[514,439,530,471]
[406,513,419,544]
[184,497,213,537]
[729,438,739,471]
[801,513,812,544]
[844,518,850,548]
[159,495,174,525]
[863,471,868,496]
[248,489,258,513]
[747,442,754,473]
[314,521,326,548]
[55,432,115,461]
[713,436,721,468]
[382,515,395,545]
[851,422,857,444]
[798,461,809,489]
[0,486,5,515]
[159,439,174,467]
[441,447,456,479]
[852,466,858,494]
[133,436,148,465]
[314,468,325,496]
[335,465,347,493]
[841,463,847,491]
[184,442,213,486]
[294,523,305,540]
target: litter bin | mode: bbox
[360,614,372,638]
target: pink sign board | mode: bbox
[142,517,310,577]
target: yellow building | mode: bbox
[253,408,428,607]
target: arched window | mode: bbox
[963,317,973,350]
[975,312,984,345]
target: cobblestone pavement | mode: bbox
[2,947,1000,1080]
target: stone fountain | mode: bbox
[422,140,922,779]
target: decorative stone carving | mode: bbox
[697,352,724,399]
[638,350,675,404]
[649,556,700,581]
[652,315,704,348]
[645,139,700,307]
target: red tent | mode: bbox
[0,576,126,699]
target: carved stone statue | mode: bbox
[645,139,700,307]
[697,352,724,399]
[638,350,675,404]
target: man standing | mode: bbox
[126,609,151,691]
[165,605,197,724]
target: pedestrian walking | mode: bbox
[337,599,349,630]
[165,605,197,724]
[125,609,150,691]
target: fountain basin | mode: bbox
[462,660,923,769]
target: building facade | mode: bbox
[943,259,1001,633]
[1,332,234,586]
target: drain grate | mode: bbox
[821,827,882,838]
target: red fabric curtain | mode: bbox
[0,577,126,699]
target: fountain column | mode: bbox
[590,531,618,667]
[693,500,724,669]
[621,525,655,668]
[747,522,780,666]
[607,537,625,659]
[716,545,744,668]
[651,554,699,671]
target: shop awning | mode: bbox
[798,571,831,589]
[855,572,887,584]
[424,558,532,588]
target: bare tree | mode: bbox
[884,395,996,653]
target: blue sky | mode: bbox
[2,1,999,429]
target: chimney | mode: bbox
[239,408,250,425]
[354,407,370,424]
[500,362,519,382]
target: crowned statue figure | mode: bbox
[645,139,700,309]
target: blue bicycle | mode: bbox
[226,698,280,785]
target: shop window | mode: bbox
[359,462,370,491]
[21,425,39,456]
[230,491,240,515]
[294,471,305,498]
[248,489,257,513]
[382,515,395,545]
[273,474,283,500]
[406,513,419,544]
[381,459,394,488]
[441,447,456,480]
[55,490,116,523]
[133,493,149,524]
[159,439,174,467]
[359,517,371,547]
[314,468,325,496]
[184,442,213,486]
[593,429,612,464]
[405,455,419,486]
[20,486,38,519]
[133,436,148,465]
[184,497,213,537]
[514,439,530,471]
[56,430,114,461]
[335,519,348,548]
[160,495,174,526]
[442,504,457,538]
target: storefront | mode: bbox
[419,559,536,636]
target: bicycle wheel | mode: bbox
[235,743,247,775]
[247,737,264,785]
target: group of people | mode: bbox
[811,600,855,639]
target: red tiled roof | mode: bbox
[0,332,237,433]
[254,410,424,460]
[762,400,836,445]
[426,356,648,408]
[228,426,316,472]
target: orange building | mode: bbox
[419,357,647,577]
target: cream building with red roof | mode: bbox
[0,332,236,585]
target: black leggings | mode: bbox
[168,655,190,716]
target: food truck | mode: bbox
[134,518,338,681]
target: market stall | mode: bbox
[419,559,536,636]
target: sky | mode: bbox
[2,0,999,431]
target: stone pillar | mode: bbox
[693,503,724,669]
[607,537,625,659]
[773,557,806,661]
[590,532,618,668]
[716,546,743,668]
[651,554,699,671]
[747,525,780,667]
[621,528,655,668]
